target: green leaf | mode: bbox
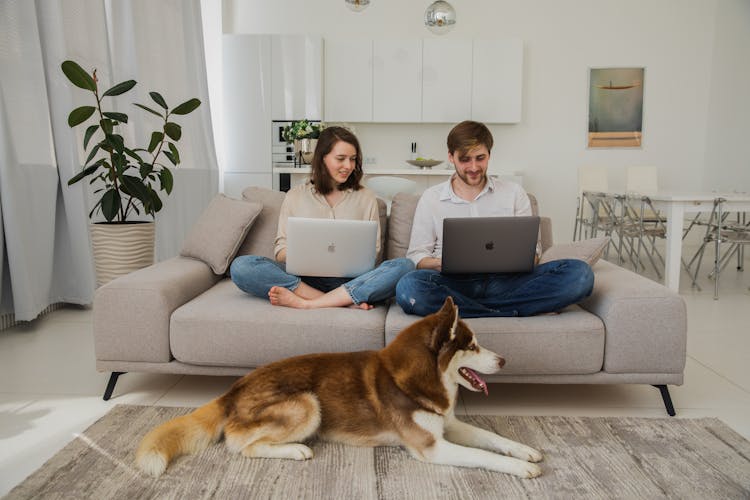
[67,164,101,185]
[163,122,181,141]
[88,199,102,219]
[85,145,101,165]
[100,119,114,135]
[133,103,164,118]
[163,150,177,166]
[61,61,96,91]
[140,162,154,178]
[168,142,180,165]
[106,134,125,153]
[148,131,164,152]
[102,80,136,97]
[101,188,121,222]
[83,125,99,149]
[159,167,174,194]
[171,98,201,115]
[124,147,143,163]
[67,106,96,127]
[149,92,168,109]
[102,112,128,123]
[120,175,150,201]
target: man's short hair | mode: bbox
[447,120,494,156]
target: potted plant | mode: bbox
[61,60,201,286]
[282,119,324,164]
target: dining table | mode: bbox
[647,192,750,292]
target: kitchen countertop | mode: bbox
[273,166,454,175]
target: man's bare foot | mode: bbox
[269,286,309,309]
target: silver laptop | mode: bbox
[442,216,540,274]
[285,217,378,278]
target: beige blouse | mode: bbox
[274,182,381,259]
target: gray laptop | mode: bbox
[442,216,540,274]
[285,217,377,278]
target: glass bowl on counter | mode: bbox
[406,159,443,169]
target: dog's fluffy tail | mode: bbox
[135,398,226,477]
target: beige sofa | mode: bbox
[93,186,687,415]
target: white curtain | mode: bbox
[0,0,218,322]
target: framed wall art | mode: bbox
[587,67,644,148]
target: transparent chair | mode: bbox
[574,166,609,241]
[686,198,749,299]
[364,176,417,214]
[616,194,667,277]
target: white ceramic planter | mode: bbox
[89,222,155,287]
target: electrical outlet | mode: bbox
[364,156,376,165]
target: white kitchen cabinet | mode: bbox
[223,34,272,186]
[422,38,472,123]
[271,35,323,121]
[373,39,422,122]
[472,39,523,123]
[324,39,373,122]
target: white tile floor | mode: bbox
[1,252,748,496]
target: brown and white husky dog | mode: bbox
[136,297,543,478]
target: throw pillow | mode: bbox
[387,192,420,260]
[538,237,610,266]
[237,186,286,260]
[180,194,263,274]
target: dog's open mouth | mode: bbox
[459,367,488,395]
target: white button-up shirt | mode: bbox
[405,175,538,267]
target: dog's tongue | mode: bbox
[464,367,488,395]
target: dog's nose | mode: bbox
[497,356,506,368]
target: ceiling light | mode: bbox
[424,1,456,35]
[345,0,370,12]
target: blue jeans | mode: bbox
[230,255,414,305]
[395,259,594,318]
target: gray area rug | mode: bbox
[6,405,750,499]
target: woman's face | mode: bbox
[323,140,358,186]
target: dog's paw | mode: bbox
[525,447,543,463]
[286,443,314,460]
[521,462,543,479]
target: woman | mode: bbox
[230,126,414,310]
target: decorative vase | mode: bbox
[293,138,317,164]
[89,222,155,287]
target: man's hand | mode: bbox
[275,248,287,263]
[417,257,442,271]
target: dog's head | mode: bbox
[428,297,505,395]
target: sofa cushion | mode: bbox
[539,237,610,266]
[385,305,605,375]
[170,279,388,368]
[238,186,286,259]
[180,194,263,274]
[387,192,420,260]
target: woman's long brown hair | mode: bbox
[310,126,364,195]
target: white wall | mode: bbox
[224,0,748,243]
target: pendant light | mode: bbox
[424,1,456,34]
[345,0,370,12]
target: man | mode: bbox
[396,120,594,318]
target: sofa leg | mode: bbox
[653,384,676,416]
[103,372,126,401]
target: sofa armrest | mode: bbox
[579,260,687,375]
[93,256,222,364]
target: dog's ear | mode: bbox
[430,297,459,351]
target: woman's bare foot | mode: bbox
[349,302,374,310]
[269,286,309,309]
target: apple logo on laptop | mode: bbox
[485,241,495,250]
[328,243,336,253]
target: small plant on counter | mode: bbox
[61,60,201,222]
[282,119,324,144]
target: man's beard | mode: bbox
[456,169,487,187]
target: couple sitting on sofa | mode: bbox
[230,121,594,318]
